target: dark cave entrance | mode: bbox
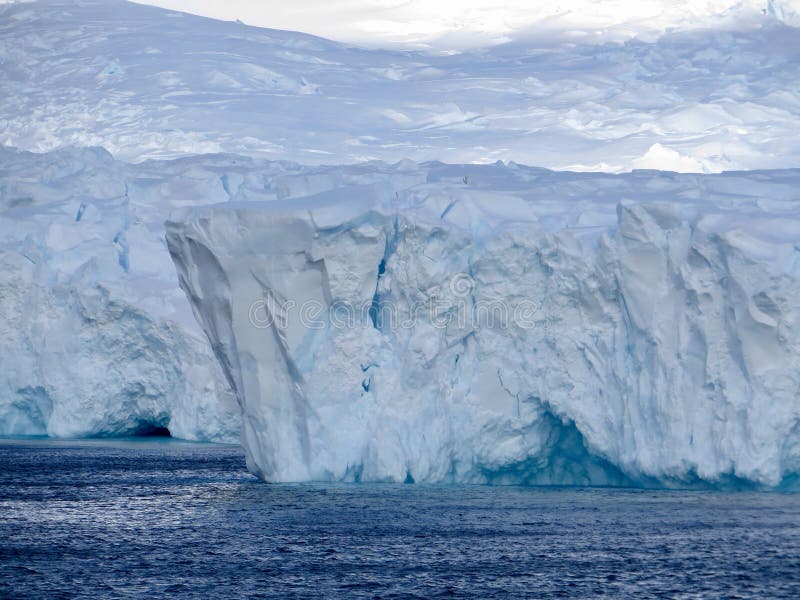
[132,423,172,437]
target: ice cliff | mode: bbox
[167,163,800,487]
[0,147,243,440]
[0,146,429,440]
[4,144,800,487]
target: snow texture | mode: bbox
[2,0,800,172]
[167,161,800,487]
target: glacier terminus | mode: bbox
[166,161,800,487]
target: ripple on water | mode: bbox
[1,440,799,598]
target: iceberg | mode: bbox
[5,143,800,487]
[167,162,800,487]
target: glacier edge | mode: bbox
[167,165,800,487]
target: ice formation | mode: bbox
[2,0,800,172]
[0,146,434,440]
[167,162,800,487]
[2,0,800,488]
[0,146,242,440]
[132,0,800,49]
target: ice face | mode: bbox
[0,146,427,441]
[0,146,244,441]
[4,143,800,486]
[166,162,800,487]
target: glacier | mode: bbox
[167,162,800,487]
[2,0,800,487]
[2,0,800,172]
[0,146,240,440]
[0,146,449,440]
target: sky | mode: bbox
[130,1,790,49]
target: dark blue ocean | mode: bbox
[1,440,799,598]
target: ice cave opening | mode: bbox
[131,423,172,438]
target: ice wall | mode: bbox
[0,146,422,440]
[0,147,242,440]
[167,164,800,487]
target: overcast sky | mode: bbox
[131,1,776,49]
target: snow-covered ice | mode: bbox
[167,161,800,487]
[132,0,800,49]
[2,0,800,171]
[10,143,800,486]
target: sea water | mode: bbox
[1,440,799,598]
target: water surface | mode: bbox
[1,440,799,598]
